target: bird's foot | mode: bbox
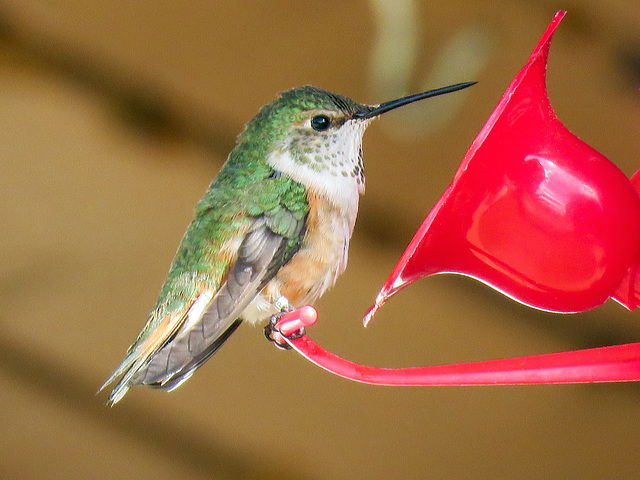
[264,298,304,350]
[264,313,292,350]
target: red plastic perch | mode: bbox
[275,306,640,386]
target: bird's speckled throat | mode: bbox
[239,86,374,215]
[267,117,369,215]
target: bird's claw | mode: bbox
[264,310,306,350]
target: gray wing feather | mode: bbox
[131,216,299,390]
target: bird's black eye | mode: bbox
[311,115,331,132]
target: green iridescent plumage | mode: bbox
[140,153,308,346]
[101,85,374,403]
[154,85,364,302]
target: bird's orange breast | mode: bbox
[264,190,356,307]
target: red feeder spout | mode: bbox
[365,11,640,325]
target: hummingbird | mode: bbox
[100,81,475,405]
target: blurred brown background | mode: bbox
[1,1,640,479]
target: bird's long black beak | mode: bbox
[354,81,477,120]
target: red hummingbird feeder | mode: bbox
[272,11,640,385]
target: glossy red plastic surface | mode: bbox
[275,306,640,385]
[365,11,640,325]
[277,306,318,336]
